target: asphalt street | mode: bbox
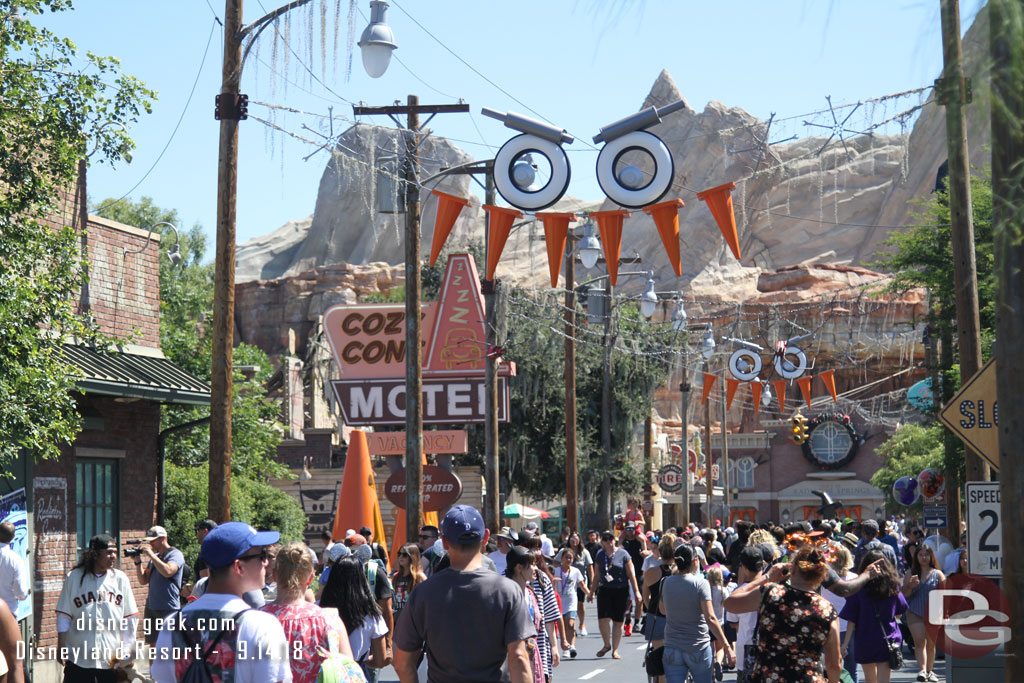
[376,606,952,683]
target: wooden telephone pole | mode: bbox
[990,0,1024,678]
[351,98,469,541]
[564,243,579,533]
[939,0,989,485]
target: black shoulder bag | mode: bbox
[643,577,667,678]
[872,599,903,670]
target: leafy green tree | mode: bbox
[870,423,945,513]
[872,171,993,494]
[165,462,307,570]
[0,1,153,469]
[93,197,292,481]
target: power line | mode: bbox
[92,18,218,215]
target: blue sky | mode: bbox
[44,0,985,249]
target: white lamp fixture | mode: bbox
[578,222,602,270]
[671,297,687,332]
[358,0,397,78]
[700,324,716,360]
[639,278,658,319]
[761,379,772,407]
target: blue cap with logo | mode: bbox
[441,504,486,543]
[200,522,280,569]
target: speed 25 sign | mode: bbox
[966,482,1002,577]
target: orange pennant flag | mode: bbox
[591,210,629,285]
[797,376,813,409]
[429,190,471,266]
[773,380,787,412]
[483,205,523,281]
[750,381,763,415]
[726,378,740,409]
[696,182,741,260]
[701,373,717,405]
[536,212,576,288]
[642,199,685,276]
[819,370,838,402]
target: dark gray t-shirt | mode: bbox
[394,566,534,683]
[146,547,185,610]
[662,572,712,651]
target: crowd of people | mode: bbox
[0,499,967,683]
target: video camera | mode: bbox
[123,539,146,558]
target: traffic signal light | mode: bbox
[790,412,810,444]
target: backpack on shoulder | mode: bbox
[175,609,249,683]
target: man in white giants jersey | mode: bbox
[56,534,139,683]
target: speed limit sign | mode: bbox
[966,482,1002,577]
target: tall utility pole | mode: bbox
[704,373,714,529]
[939,0,988,484]
[720,379,730,507]
[679,366,691,527]
[599,279,614,529]
[210,0,245,521]
[564,242,579,533]
[990,0,1024,678]
[483,172,499,532]
[403,96,424,543]
[352,98,469,541]
[210,0,318,522]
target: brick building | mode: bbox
[4,179,209,682]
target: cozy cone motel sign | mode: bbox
[323,254,514,425]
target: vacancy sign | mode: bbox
[939,358,999,471]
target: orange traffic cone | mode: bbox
[750,381,763,415]
[537,212,577,288]
[429,190,471,266]
[483,205,523,281]
[642,199,685,276]
[389,507,440,566]
[591,210,629,285]
[797,376,813,409]
[818,370,838,402]
[696,182,741,261]
[333,430,388,552]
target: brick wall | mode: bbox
[31,396,161,651]
[81,215,162,348]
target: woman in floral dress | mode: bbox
[724,545,842,683]
[261,542,353,683]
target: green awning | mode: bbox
[63,344,210,406]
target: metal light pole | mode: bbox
[564,239,579,533]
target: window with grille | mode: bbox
[729,457,755,490]
[76,459,119,551]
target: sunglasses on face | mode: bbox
[398,552,410,558]
[237,549,267,563]
[418,534,435,540]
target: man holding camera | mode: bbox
[133,526,184,645]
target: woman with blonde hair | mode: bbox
[902,543,945,682]
[261,542,352,683]
[390,543,426,619]
[705,564,732,681]
[823,544,858,683]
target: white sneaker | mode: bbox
[927,672,939,682]
[579,626,588,637]
[917,671,928,682]
[563,650,571,658]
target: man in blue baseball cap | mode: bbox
[393,505,534,682]
[150,523,292,683]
